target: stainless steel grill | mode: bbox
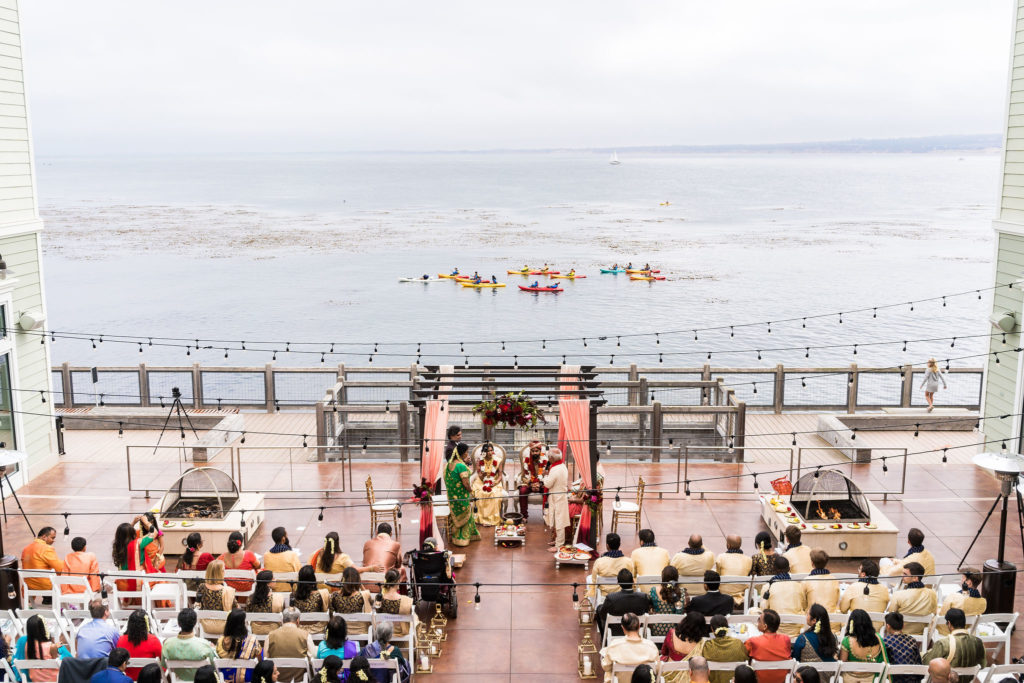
[789,469,871,523]
[158,467,240,520]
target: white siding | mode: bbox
[984,233,1024,445]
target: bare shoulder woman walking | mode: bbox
[919,358,947,412]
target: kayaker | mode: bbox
[530,281,539,288]
[473,271,480,279]
[472,275,482,284]
[523,264,529,271]
[611,263,618,270]
[626,262,633,270]
[490,275,498,284]
[450,268,459,275]
[567,269,576,277]
[548,283,559,289]
[643,263,651,271]
[421,274,430,280]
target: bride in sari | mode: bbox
[444,445,481,547]
[470,443,506,526]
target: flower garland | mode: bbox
[473,391,546,429]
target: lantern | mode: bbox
[577,629,598,679]
[414,623,433,673]
[430,603,448,641]
[578,595,595,626]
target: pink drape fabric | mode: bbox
[557,364,593,544]
[419,365,453,549]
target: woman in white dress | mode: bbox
[919,358,947,412]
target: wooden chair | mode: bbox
[610,477,644,535]
[365,475,400,537]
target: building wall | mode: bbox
[983,232,1024,446]
[0,0,56,480]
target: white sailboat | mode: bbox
[609,151,621,165]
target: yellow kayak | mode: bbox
[460,282,506,288]
[550,274,586,279]
[438,273,464,279]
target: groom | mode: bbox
[543,448,570,550]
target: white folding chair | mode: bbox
[373,612,415,655]
[273,572,299,595]
[18,570,57,607]
[110,571,153,609]
[15,608,72,653]
[359,572,385,592]
[298,611,331,641]
[214,658,259,678]
[245,611,283,641]
[613,659,654,681]
[973,612,1019,665]
[51,575,94,613]
[13,658,64,681]
[273,657,312,683]
[720,575,752,612]
[982,663,1024,683]
[342,613,374,647]
[341,658,399,683]
[589,575,620,610]
[603,615,624,648]
[779,613,808,635]
[836,661,887,682]
[951,665,981,682]
[165,659,214,683]
[144,578,186,614]
[128,657,163,670]
[887,665,930,679]
[750,659,797,683]
[804,661,841,683]
[195,609,229,640]
[898,613,936,652]
[151,608,182,637]
[175,570,204,602]
[642,613,682,645]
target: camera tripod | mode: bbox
[958,469,1024,569]
[153,387,200,458]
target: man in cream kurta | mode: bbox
[887,562,938,635]
[882,528,936,578]
[759,556,807,636]
[935,569,986,636]
[631,529,671,579]
[543,448,570,550]
[716,535,753,608]
[781,526,813,574]
[671,534,716,596]
[589,533,635,597]
[802,549,840,611]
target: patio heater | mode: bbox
[965,451,1024,613]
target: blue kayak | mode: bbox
[600,268,626,273]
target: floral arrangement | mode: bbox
[411,478,433,504]
[473,391,546,429]
[585,488,602,514]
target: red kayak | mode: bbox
[519,285,563,292]
[528,270,560,275]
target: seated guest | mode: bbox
[927,659,957,683]
[244,570,285,636]
[360,622,410,683]
[374,568,416,641]
[923,609,986,683]
[882,528,936,578]
[631,529,671,578]
[347,658,372,683]
[90,648,133,683]
[759,556,806,636]
[733,665,757,683]
[794,667,821,683]
[671,535,716,596]
[791,604,838,663]
[317,656,344,683]
[193,666,218,683]
[687,570,733,617]
[690,657,711,683]
[802,549,840,618]
[744,609,791,683]
[781,526,812,574]
[935,568,985,636]
[264,527,302,593]
[76,598,120,658]
[659,612,709,683]
[317,615,359,664]
[839,560,889,623]
[631,664,655,683]
[840,610,886,683]
[162,609,217,682]
[600,612,659,683]
[883,612,923,683]
[251,660,277,683]
[215,609,262,683]
[21,527,63,599]
[196,560,239,637]
[137,664,163,683]
[646,566,685,637]
[330,567,373,638]
[290,564,328,634]
[886,562,938,635]
[63,536,101,593]
[266,608,314,683]
[177,532,214,573]
[362,523,406,589]
[116,609,163,679]
[702,615,746,683]
[715,535,753,608]
[311,531,377,584]
[597,569,652,635]
[15,614,71,682]
[219,531,261,593]
[750,531,777,577]
[589,533,635,597]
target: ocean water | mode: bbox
[36,151,1001,376]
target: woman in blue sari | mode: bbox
[792,604,838,663]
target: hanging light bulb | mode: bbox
[881,457,888,473]
[606,442,612,455]
[616,336,621,347]
[752,383,758,395]
[615,488,621,503]
[464,357,470,368]
[873,308,877,318]
[501,341,505,351]
[941,448,948,466]
[302,434,308,448]
[63,513,70,536]
[805,348,810,359]
[853,344,858,356]
[609,355,614,365]
[684,480,691,496]
[752,475,758,489]
[706,351,712,361]
[791,433,797,446]
[838,312,843,324]
[909,302,914,312]
[1002,440,1008,453]
[801,377,806,388]
[693,330,698,341]
[848,373,854,386]
[850,428,857,440]
[572,583,580,609]
[659,353,663,364]
[320,353,325,364]
[91,338,96,349]
[39,390,46,404]
[730,326,735,337]
[362,438,368,453]
[756,350,761,361]
[514,355,519,369]
[582,338,587,348]
[241,432,246,444]
[239,511,246,528]
[951,338,956,348]
[474,583,481,610]
[139,343,143,354]
[656,334,660,345]
[318,507,324,523]
[542,339,546,349]
[902,341,907,352]
[118,422,124,439]
[385,400,390,413]
[814,466,821,479]
[913,424,919,438]
[942,296,947,307]
[767,322,771,334]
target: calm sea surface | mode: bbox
[36,151,1001,386]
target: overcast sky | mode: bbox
[18,1,1015,155]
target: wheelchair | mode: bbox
[406,547,458,619]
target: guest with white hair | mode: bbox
[359,621,410,683]
[266,607,314,682]
[543,447,570,550]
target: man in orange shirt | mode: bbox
[21,526,64,601]
[744,609,791,683]
[63,536,101,593]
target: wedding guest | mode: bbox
[597,569,652,635]
[219,531,261,593]
[245,570,285,636]
[781,526,812,574]
[647,566,685,637]
[21,527,63,598]
[659,612,709,683]
[923,609,985,683]
[687,571,733,617]
[76,598,120,658]
[839,560,889,627]
[177,533,214,573]
[744,610,791,683]
[162,609,217,683]
[791,604,838,662]
[215,609,262,683]
[882,528,936,578]
[671,535,715,596]
[600,613,658,683]
[839,610,886,683]
[802,549,840,618]
[589,533,635,597]
[329,567,373,638]
[264,527,301,593]
[750,531,777,577]
[886,562,938,635]
[63,537,101,593]
[116,609,162,679]
[362,523,405,588]
[359,622,410,683]
[759,556,806,636]
[631,529,671,578]
[716,535,753,608]
[935,568,985,636]
[266,608,314,683]
[702,615,747,683]
[882,612,923,683]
